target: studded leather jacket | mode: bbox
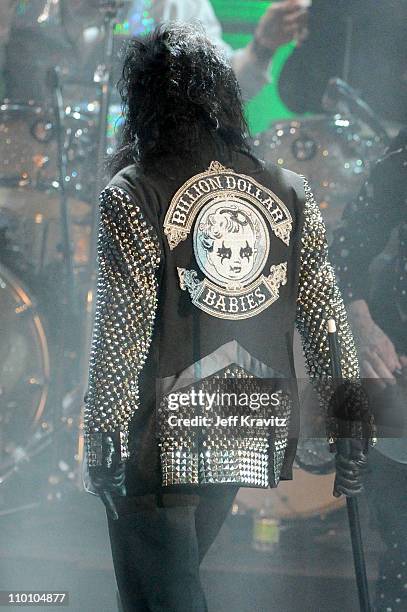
[83,147,371,491]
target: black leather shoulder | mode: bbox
[257,159,306,212]
[107,164,142,198]
[106,164,160,232]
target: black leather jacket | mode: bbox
[83,146,370,493]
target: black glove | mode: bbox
[333,438,368,498]
[88,434,126,520]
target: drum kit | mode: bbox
[252,114,381,236]
[0,0,126,513]
[0,14,389,521]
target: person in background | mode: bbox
[330,128,407,612]
[279,0,407,125]
[147,0,309,100]
[3,0,109,103]
[2,0,308,103]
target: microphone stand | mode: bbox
[327,318,371,612]
[87,1,127,278]
[47,66,82,452]
[47,66,76,309]
[323,78,390,147]
[92,1,127,202]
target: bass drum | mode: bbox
[0,263,50,473]
[236,466,344,521]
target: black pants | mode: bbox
[364,450,407,612]
[107,485,239,612]
[366,275,407,610]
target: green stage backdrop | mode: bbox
[211,0,297,134]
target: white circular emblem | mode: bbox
[193,196,270,290]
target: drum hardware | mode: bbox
[46,66,76,311]
[294,438,336,475]
[0,385,84,500]
[0,259,74,500]
[0,100,97,200]
[0,6,128,513]
[0,418,81,517]
[252,113,385,238]
[0,187,90,277]
[67,100,125,157]
[253,79,389,241]
[0,83,93,486]
[236,465,345,522]
[0,423,54,486]
[0,502,42,518]
[0,2,127,509]
[31,116,55,144]
[0,263,52,499]
[322,78,391,147]
[293,379,337,475]
[89,0,129,14]
[0,263,50,431]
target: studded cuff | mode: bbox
[295,177,376,444]
[83,186,161,466]
[85,430,129,468]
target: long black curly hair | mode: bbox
[109,21,251,176]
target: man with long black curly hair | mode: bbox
[83,22,373,612]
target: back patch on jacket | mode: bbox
[163,161,292,320]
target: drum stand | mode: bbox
[47,65,76,312]
[42,0,128,492]
[0,421,76,516]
